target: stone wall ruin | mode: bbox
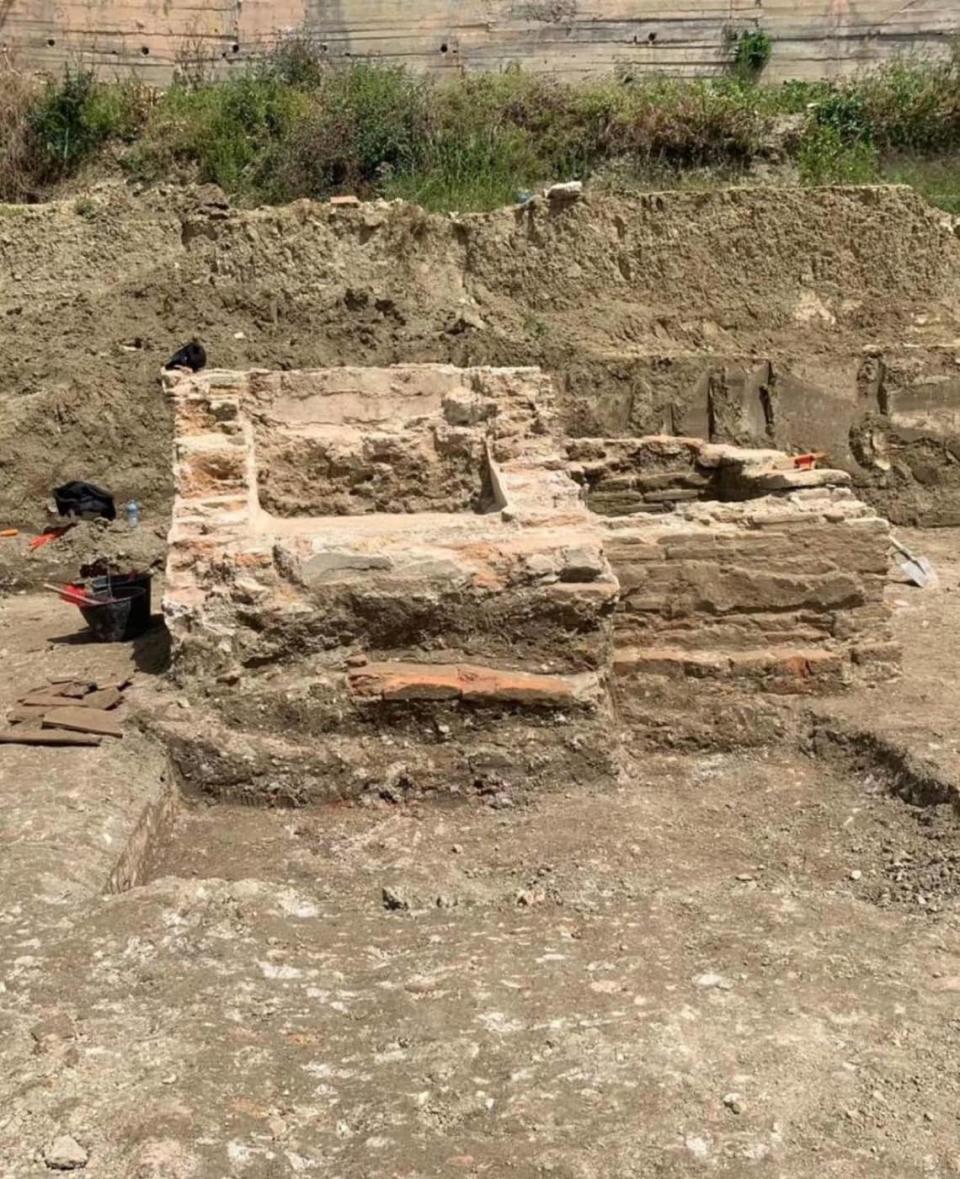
[161,363,898,803]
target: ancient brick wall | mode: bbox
[159,364,899,798]
[570,436,899,696]
[3,0,955,83]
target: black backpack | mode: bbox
[53,481,117,521]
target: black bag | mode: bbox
[53,481,117,521]
[164,341,207,372]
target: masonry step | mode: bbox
[201,659,608,740]
[150,690,617,807]
[346,660,603,709]
[613,644,847,689]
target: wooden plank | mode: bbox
[53,682,96,699]
[84,687,123,711]
[19,693,95,710]
[0,730,102,747]
[41,707,124,739]
[7,705,51,725]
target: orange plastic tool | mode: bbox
[792,452,826,471]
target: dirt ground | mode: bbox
[2,531,960,1176]
[813,527,960,793]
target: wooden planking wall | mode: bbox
[0,0,955,83]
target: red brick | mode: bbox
[347,661,584,707]
[349,663,460,701]
[458,665,577,706]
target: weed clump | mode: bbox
[0,42,957,212]
[728,27,774,81]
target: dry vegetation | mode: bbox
[1,38,959,211]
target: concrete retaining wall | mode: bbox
[2,0,955,84]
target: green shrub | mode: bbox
[262,31,330,89]
[610,79,768,167]
[856,49,960,152]
[382,126,539,211]
[28,68,102,178]
[811,90,872,143]
[24,68,149,184]
[797,123,879,185]
[4,47,960,212]
[130,72,308,193]
[83,78,152,143]
[732,29,773,80]
[264,64,428,200]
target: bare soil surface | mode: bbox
[814,527,960,794]
[4,538,960,1175]
[0,591,170,908]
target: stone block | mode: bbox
[302,551,394,584]
[541,581,620,607]
[851,641,901,665]
[682,564,864,615]
[744,468,852,493]
[635,469,712,492]
[765,649,846,691]
[642,488,702,503]
[613,648,730,678]
[601,536,665,563]
[586,489,649,516]
[559,545,605,581]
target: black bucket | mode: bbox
[89,573,152,631]
[77,585,149,642]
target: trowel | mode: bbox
[891,535,937,589]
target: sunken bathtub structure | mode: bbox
[162,364,898,803]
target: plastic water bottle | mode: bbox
[126,499,140,529]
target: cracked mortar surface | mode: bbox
[1,531,960,1175]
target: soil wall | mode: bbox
[1,182,959,534]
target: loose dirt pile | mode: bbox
[0,519,166,593]
[1,181,958,536]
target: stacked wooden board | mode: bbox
[0,677,130,746]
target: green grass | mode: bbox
[0,41,959,212]
[880,155,960,214]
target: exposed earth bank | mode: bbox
[1,182,959,536]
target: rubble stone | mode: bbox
[43,1136,88,1171]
